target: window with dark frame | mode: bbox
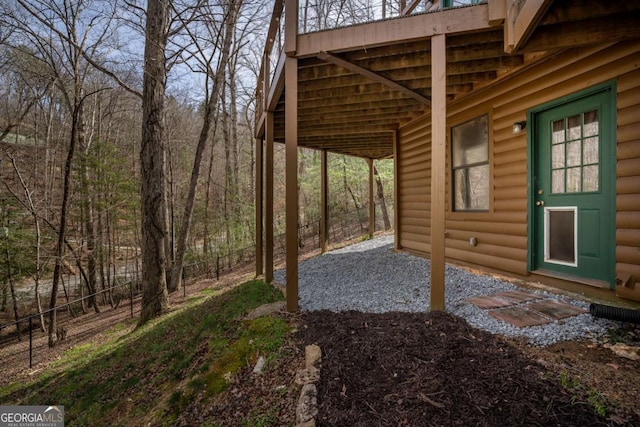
[451,114,489,211]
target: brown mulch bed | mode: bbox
[301,310,617,427]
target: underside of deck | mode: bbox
[256,0,640,160]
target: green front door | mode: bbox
[530,85,616,286]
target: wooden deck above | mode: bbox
[255,0,640,160]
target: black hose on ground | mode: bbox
[589,303,640,324]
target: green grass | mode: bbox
[556,370,611,417]
[0,279,286,426]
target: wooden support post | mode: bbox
[393,130,400,250]
[284,0,298,55]
[265,112,275,283]
[430,34,446,311]
[320,149,329,253]
[285,55,299,312]
[368,158,375,238]
[255,138,263,277]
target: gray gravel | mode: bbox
[274,235,620,346]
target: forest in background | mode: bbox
[0,0,395,344]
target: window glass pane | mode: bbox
[567,115,581,140]
[551,144,565,168]
[454,164,489,210]
[552,170,564,194]
[548,109,600,195]
[552,120,565,144]
[583,137,598,164]
[566,167,581,192]
[583,110,598,137]
[548,210,575,263]
[583,165,599,192]
[452,115,488,167]
[566,140,581,167]
[452,115,489,212]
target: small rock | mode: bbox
[296,384,318,424]
[295,366,320,387]
[305,344,321,368]
[253,356,266,374]
[245,301,286,320]
[604,343,640,361]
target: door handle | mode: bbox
[536,201,545,206]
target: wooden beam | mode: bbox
[264,0,284,57]
[283,123,399,137]
[401,0,423,16]
[368,158,375,238]
[265,112,275,283]
[393,130,400,250]
[511,0,554,53]
[284,0,298,55]
[539,0,640,26]
[297,4,490,57]
[255,138,263,277]
[267,52,285,112]
[285,55,299,312]
[300,114,417,127]
[299,104,421,121]
[320,150,329,253]
[255,0,283,136]
[430,34,446,312]
[488,0,506,26]
[521,14,640,53]
[317,52,432,107]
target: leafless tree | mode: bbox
[167,0,239,293]
[138,0,172,324]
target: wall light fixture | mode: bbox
[513,121,527,134]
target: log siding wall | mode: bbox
[616,69,640,280]
[397,40,640,281]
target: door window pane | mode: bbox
[583,165,599,192]
[552,120,565,143]
[583,110,598,136]
[552,144,565,168]
[583,137,599,164]
[552,170,564,194]
[548,109,600,193]
[567,115,581,140]
[566,140,581,167]
[567,167,581,192]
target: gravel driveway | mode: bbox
[275,235,619,345]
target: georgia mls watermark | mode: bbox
[0,406,64,427]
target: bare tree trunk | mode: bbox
[77,100,100,313]
[298,149,306,249]
[203,145,215,257]
[168,1,236,293]
[165,139,175,287]
[223,86,232,250]
[4,242,21,341]
[47,102,79,347]
[229,63,239,196]
[374,164,391,230]
[343,157,364,232]
[9,155,46,331]
[1,282,7,312]
[139,0,170,325]
[202,112,220,257]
